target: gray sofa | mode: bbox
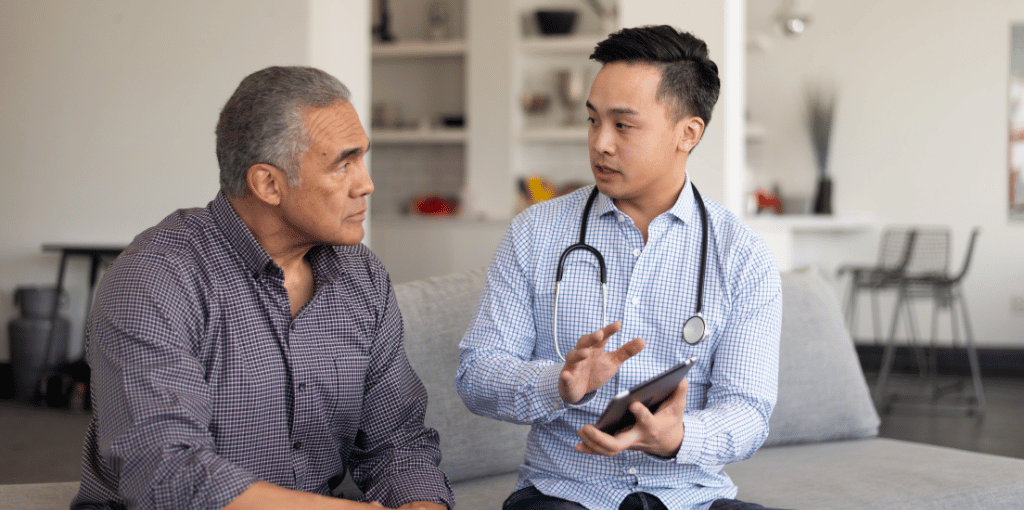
[4,267,1024,509]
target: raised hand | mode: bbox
[558,321,645,404]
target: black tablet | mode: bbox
[593,357,697,435]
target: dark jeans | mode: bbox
[503,485,790,510]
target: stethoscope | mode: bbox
[552,184,709,361]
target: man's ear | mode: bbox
[677,116,705,153]
[246,163,285,206]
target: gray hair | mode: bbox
[216,66,351,198]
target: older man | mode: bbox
[73,67,453,510]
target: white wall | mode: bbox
[0,0,369,362]
[746,0,1024,347]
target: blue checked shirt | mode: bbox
[457,181,781,510]
[73,192,454,510]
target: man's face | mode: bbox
[278,100,373,247]
[587,61,690,209]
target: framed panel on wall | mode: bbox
[1010,24,1024,222]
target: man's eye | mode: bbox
[616,123,630,129]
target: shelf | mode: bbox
[372,39,467,59]
[519,34,603,55]
[372,128,467,145]
[745,214,875,234]
[520,126,588,143]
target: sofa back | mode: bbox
[395,267,530,484]
[763,269,880,446]
[393,267,880,484]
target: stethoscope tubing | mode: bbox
[552,184,709,361]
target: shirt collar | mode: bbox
[211,191,343,281]
[211,191,277,277]
[592,177,697,224]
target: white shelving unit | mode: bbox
[371,39,467,58]
[519,34,603,55]
[368,0,613,281]
[372,127,467,145]
[368,0,469,223]
[520,127,588,143]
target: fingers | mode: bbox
[572,321,621,350]
[575,424,634,457]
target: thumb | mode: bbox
[661,378,690,415]
[629,400,655,424]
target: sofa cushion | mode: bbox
[727,438,1024,509]
[0,481,80,510]
[762,269,880,446]
[451,472,519,510]
[395,267,530,484]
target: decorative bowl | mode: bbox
[535,10,578,35]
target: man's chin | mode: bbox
[332,228,365,247]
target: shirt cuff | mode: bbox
[537,364,566,413]
[535,363,599,417]
[677,413,705,464]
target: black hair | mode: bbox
[590,25,720,125]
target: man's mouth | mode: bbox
[594,164,618,174]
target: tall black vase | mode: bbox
[374,0,395,42]
[813,176,833,215]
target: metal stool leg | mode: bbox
[870,290,883,345]
[903,297,928,381]
[874,288,906,410]
[953,288,986,415]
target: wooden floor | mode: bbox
[1,374,1022,485]
[871,374,1024,460]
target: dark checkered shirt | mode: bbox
[73,193,454,509]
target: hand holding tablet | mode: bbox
[593,357,697,435]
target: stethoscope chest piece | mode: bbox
[682,313,708,345]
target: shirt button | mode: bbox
[632,248,641,257]
[617,214,626,223]
[297,383,306,392]
[631,297,640,306]
[292,441,302,450]
[628,467,638,474]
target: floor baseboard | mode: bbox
[856,344,1024,378]
[0,363,13,399]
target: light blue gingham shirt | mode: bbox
[457,181,782,510]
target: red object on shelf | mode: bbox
[755,188,783,215]
[412,194,460,216]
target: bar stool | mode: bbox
[873,228,985,416]
[837,228,917,345]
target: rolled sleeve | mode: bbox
[83,252,257,510]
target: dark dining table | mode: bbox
[36,243,126,405]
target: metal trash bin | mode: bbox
[8,286,69,403]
